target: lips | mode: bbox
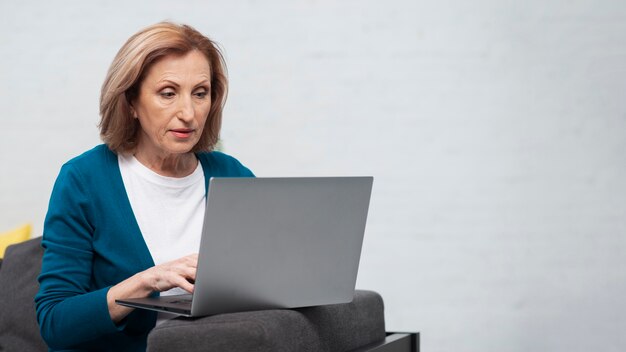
[170,128,194,139]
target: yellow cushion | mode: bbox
[0,223,32,258]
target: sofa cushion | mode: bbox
[147,290,385,352]
[296,290,386,351]
[0,237,47,352]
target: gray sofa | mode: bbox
[0,238,418,351]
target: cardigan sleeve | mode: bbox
[35,162,124,350]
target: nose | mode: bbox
[177,95,194,121]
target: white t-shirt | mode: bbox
[118,153,205,322]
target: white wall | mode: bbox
[1,1,625,351]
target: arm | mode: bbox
[35,162,200,347]
[35,163,121,349]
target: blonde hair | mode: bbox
[99,22,228,153]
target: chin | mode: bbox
[165,142,197,155]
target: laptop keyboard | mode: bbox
[168,298,192,304]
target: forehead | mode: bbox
[144,50,212,81]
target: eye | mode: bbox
[193,90,209,99]
[159,89,176,99]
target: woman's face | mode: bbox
[132,50,212,158]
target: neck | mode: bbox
[133,149,197,178]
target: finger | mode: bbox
[169,260,197,277]
[170,254,198,268]
[182,253,198,267]
[181,266,197,283]
[164,265,196,288]
[148,257,198,292]
[171,275,195,293]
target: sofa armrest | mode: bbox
[0,238,47,352]
[147,290,386,352]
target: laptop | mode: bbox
[116,176,373,317]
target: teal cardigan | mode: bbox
[35,144,254,351]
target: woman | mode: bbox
[35,22,254,351]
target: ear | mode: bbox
[126,91,138,118]
[130,106,138,119]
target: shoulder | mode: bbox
[196,151,254,177]
[63,144,115,168]
[48,146,118,219]
[57,144,118,183]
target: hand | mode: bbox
[107,253,198,323]
[140,253,199,293]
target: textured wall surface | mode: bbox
[1,1,625,351]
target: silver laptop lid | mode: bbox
[191,176,373,316]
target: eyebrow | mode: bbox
[157,79,211,88]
